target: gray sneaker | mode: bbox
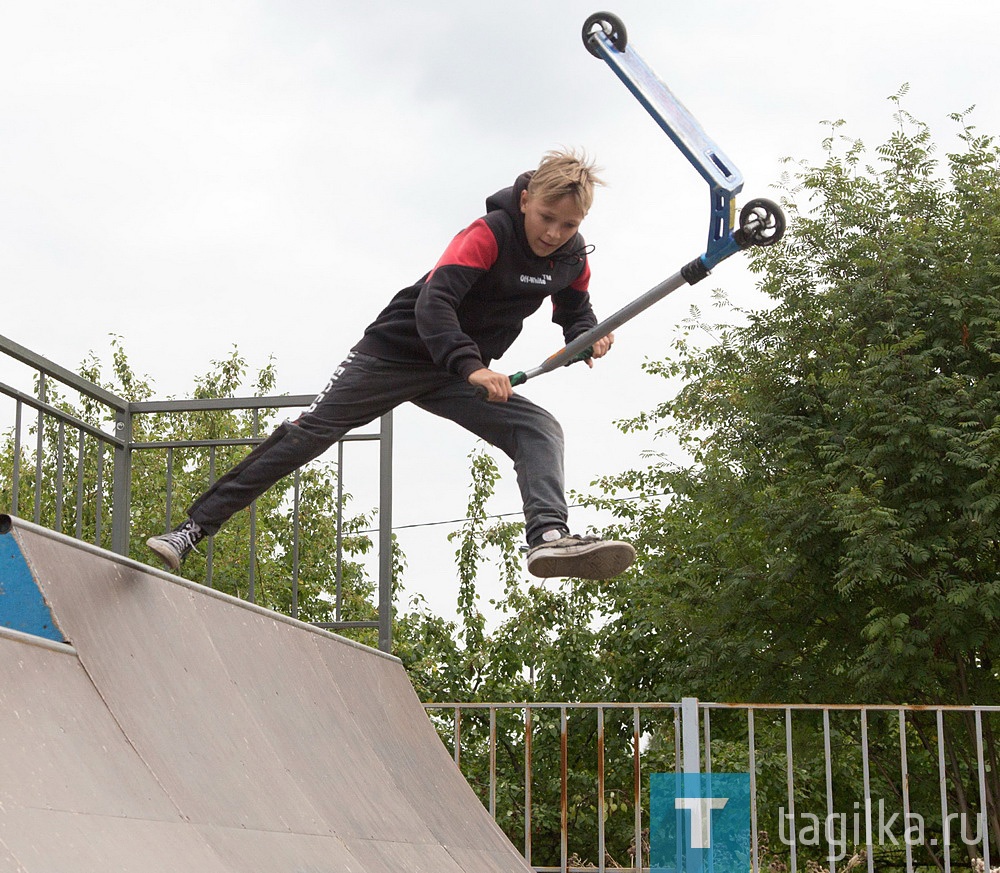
[526,534,635,580]
[146,519,204,571]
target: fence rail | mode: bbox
[425,699,1000,873]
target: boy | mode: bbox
[147,149,636,581]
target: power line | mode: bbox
[358,492,668,535]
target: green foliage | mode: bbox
[396,446,611,704]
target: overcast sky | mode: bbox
[3,1,999,621]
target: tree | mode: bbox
[587,93,1000,867]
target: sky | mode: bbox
[2,0,999,622]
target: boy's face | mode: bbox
[520,191,586,257]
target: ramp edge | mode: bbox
[0,514,400,665]
[0,624,76,656]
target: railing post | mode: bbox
[377,411,394,653]
[111,407,132,556]
[33,374,46,525]
[681,696,700,774]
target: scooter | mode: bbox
[504,11,786,389]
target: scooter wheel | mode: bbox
[738,198,786,247]
[582,12,627,57]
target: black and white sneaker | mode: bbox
[146,519,204,571]
[526,533,635,580]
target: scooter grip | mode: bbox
[475,370,527,400]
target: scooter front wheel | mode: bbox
[582,12,628,57]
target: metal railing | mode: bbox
[0,333,394,650]
[425,699,1000,873]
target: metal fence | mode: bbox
[425,698,1000,873]
[0,333,394,649]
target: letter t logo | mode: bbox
[675,797,729,849]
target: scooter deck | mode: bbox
[584,15,744,265]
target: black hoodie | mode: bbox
[352,172,598,380]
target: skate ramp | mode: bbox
[0,515,531,873]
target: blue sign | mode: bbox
[651,773,751,873]
[0,529,64,642]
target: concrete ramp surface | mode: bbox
[0,515,530,873]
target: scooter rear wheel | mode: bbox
[738,198,786,247]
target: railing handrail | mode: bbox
[425,700,1000,713]
[0,333,128,412]
[129,394,315,414]
[0,378,125,447]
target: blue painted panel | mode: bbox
[0,531,65,642]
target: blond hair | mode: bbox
[527,148,605,215]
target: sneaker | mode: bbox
[146,519,204,571]
[526,533,635,581]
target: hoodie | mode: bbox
[352,172,598,380]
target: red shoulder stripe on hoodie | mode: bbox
[427,218,499,280]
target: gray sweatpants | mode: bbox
[187,352,568,545]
